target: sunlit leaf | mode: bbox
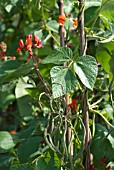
[46,20,59,33]
[74,56,98,90]
[0,131,19,153]
[41,47,73,65]
[50,66,78,98]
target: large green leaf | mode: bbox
[85,6,100,27]
[64,0,73,13]
[41,47,73,65]
[0,131,19,153]
[33,149,61,170]
[0,60,20,81]
[74,56,98,90]
[96,42,114,80]
[91,124,114,169]
[0,156,15,170]
[101,0,114,22]
[10,163,33,170]
[50,66,78,98]
[1,60,33,82]
[46,20,59,33]
[17,136,42,163]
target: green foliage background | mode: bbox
[0,0,114,169]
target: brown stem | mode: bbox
[32,57,51,95]
[57,0,65,46]
[79,0,91,169]
[79,0,85,56]
[58,0,73,164]
[83,90,91,170]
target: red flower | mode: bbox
[26,56,31,61]
[72,18,78,29]
[18,39,24,48]
[26,34,32,39]
[16,39,24,52]
[10,56,16,60]
[90,164,94,170]
[68,99,78,115]
[100,160,104,166]
[10,130,16,135]
[16,47,22,52]
[58,15,66,25]
[41,25,45,29]
[26,37,32,51]
[105,166,111,170]
[40,141,45,145]
[100,156,108,166]
[67,44,72,48]
[34,35,43,48]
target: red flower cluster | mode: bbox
[58,15,66,25]
[0,42,16,61]
[0,42,7,60]
[16,34,43,60]
[68,99,78,115]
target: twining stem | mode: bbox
[48,30,60,46]
[79,0,91,169]
[57,0,73,169]
[32,57,51,95]
[57,0,65,47]
[90,108,114,129]
[79,0,85,56]
[109,77,114,110]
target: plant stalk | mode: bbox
[58,1,73,169]
[79,0,91,169]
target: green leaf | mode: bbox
[33,149,61,170]
[85,7,100,27]
[85,0,102,9]
[64,0,73,13]
[0,91,15,109]
[0,60,20,81]
[10,163,33,170]
[46,20,59,33]
[0,131,19,153]
[34,29,43,39]
[15,77,35,117]
[1,60,33,82]
[101,0,114,22]
[96,42,114,80]
[74,56,98,90]
[91,124,114,169]
[41,47,73,65]
[10,0,18,5]
[5,4,13,12]
[0,156,15,170]
[17,137,42,163]
[99,14,111,30]
[50,66,78,98]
